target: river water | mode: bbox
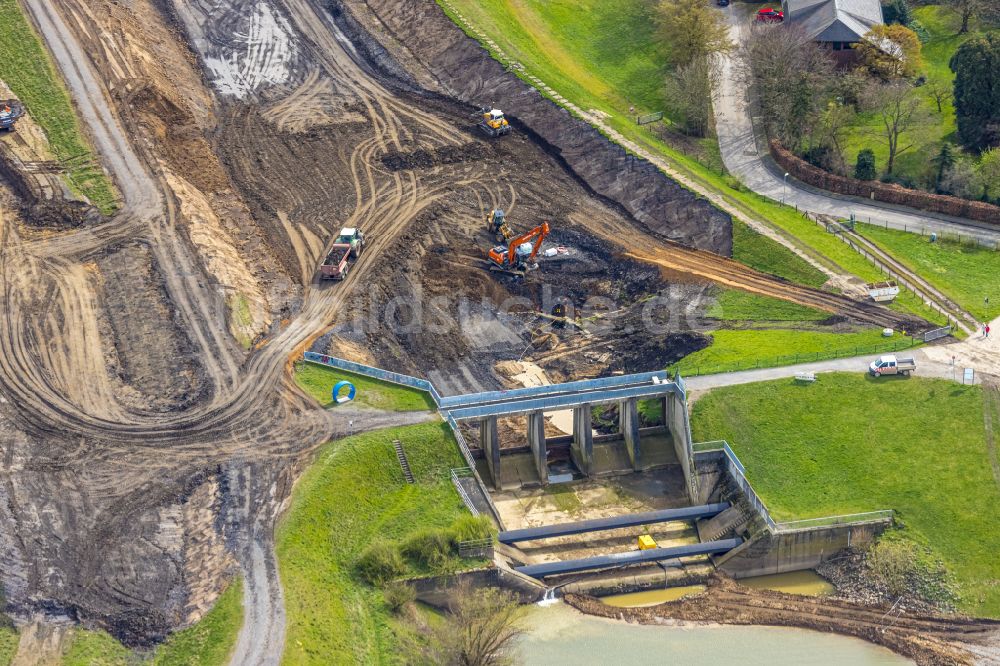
[518,604,913,665]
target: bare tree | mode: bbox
[865,82,926,175]
[414,585,526,666]
[927,82,952,113]
[664,58,719,137]
[815,101,856,172]
[949,0,988,33]
[738,25,837,152]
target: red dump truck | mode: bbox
[320,227,365,280]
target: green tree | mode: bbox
[977,148,1000,202]
[854,24,924,79]
[855,148,877,180]
[950,34,1000,150]
[654,0,732,67]
[933,143,956,190]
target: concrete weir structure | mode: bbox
[441,371,695,497]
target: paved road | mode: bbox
[714,6,1000,243]
[685,346,983,394]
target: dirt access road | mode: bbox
[0,0,934,659]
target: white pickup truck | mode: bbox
[868,355,916,377]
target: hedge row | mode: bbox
[770,140,1000,224]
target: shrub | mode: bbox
[383,582,416,614]
[855,149,877,180]
[882,0,911,25]
[355,541,406,586]
[907,19,929,43]
[867,538,920,596]
[401,529,453,569]
[449,514,496,545]
[803,145,839,172]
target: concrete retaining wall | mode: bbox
[718,522,886,579]
[410,566,545,607]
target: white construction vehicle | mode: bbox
[868,355,915,377]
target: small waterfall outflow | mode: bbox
[537,587,559,606]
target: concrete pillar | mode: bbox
[527,411,548,485]
[479,416,502,490]
[619,398,641,470]
[571,404,594,476]
[662,395,672,431]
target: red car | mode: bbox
[755,7,784,22]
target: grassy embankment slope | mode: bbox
[276,422,476,665]
[691,373,1000,617]
[437,0,945,329]
[674,328,915,375]
[860,222,1000,323]
[840,6,984,186]
[294,362,436,411]
[0,0,118,213]
[60,578,244,665]
[0,625,15,666]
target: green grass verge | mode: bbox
[674,328,915,375]
[61,630,131,666]
[438,0,943,325]
[707,289,831,322]
[150,578,243,666]
[840,6,982,187]
[276,421,474,665]
[0,0,117,214]
[859,223,1000,322]
[0,625,16,666]
[732,220,828,288]
[294,362,436,411]
[690,373,1000,617]
[60,579,243,665]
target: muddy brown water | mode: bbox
[600,571,833,609]
[519,603,913,665]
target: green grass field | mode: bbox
[0,625,16,666]
[691,373,1000,617]
[859,223,1000,322]
[61,579,243,665]
[294,362,436,411]
[0,0,118,214]
[674,328,914,375]
[840,6,983,187]
[276,422,475,665]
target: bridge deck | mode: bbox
[438,370,670,410]
[498,503,730,544]
[515,538,743,578]
[447,381,680,421]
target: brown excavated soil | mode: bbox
[0,0,940,653]
[565,575,1000,666]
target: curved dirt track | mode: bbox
[0,0,938,660]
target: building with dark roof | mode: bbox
[783,0,884,53]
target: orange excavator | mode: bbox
[488,222,550,276]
